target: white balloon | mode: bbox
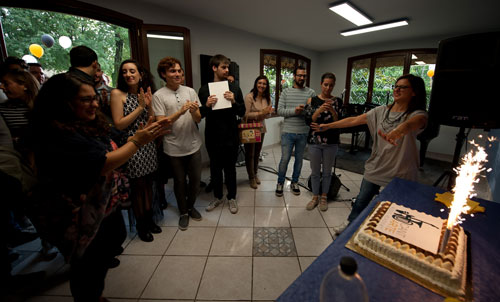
[22,54,38,64]
[58,36,72,49]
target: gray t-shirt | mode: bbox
[153,85,202,157]
[278,87,315,134]
[364,105,428,187]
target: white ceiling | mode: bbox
[143,0,500,52]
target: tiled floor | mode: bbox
[8,144,493,301]
[9,145,360,302]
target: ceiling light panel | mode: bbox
[341,19,409,36]
[329,2,372,26]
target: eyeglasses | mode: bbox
[296,74,307,78]
[78,95,99,103]
[392,85,410,90]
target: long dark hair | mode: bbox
[388,74,427,118]
[250,75,271,105]
[32,73,109,137]
[399,74,426,113]
[116,59,156,94]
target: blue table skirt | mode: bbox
[277,178,500,302]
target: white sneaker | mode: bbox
[275,183,284,197]
[228,198,238,214]
[206,197,224,212]
[332,221,349,237]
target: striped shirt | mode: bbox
[0,99,30,144]
[278,87,316,134]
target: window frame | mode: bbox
[140,24,193,88]
[345,48,437,105]
[260,49,311,110]
[0,0,143,66]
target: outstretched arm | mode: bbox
[378,114,427,145]
[311,113,367,132]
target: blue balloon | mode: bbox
[41,34,55,48]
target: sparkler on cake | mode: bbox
[439,140,488,253]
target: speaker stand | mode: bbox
[433,126,466,190]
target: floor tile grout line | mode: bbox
[193,200,223,300]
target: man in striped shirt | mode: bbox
[276,66,315,196]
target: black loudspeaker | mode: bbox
[428,32,500,129]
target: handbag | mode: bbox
[238,117,262,144]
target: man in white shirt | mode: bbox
[152,57,202,231]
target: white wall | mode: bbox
[83,0,482,160]
[317,36,486,161]
[83,0,320,151]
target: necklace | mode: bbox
[381,105,406,133]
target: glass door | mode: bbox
[141,24,192,88]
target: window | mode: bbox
[260,49,311,109]
[346,49,436,108]
[0,0,143,85]
[1,6,131,86]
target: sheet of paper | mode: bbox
[375,203,444,254]
[208,81,232,110]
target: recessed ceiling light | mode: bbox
[415,61,426,65]
[147,34,184,41]
[412,54,418,59]
[340,19,409,36]
[329,2,372,26]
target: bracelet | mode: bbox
[130,139,141,148]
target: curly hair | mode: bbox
[116,59,156,94]
[32,73,110,137]
[157,56,182,82]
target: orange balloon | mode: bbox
[427,69,434,77]
[29,44,44,58]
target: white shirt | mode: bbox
[152,85,202,157]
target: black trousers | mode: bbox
[207,144,238,200]
[70,209,126,302]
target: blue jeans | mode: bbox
[347,178,380,222]
[309,144,338,195]
[278,132,307,184]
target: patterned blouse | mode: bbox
[304,96,342,145]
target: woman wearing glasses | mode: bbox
[32,73,169,302]
[312,74,427,232]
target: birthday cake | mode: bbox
[352,201,467,297]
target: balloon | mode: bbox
[22,54,38,64]
[29,44,44,58]
[41,34,55,48]
[58,36,72,49]
[427,69,435,77]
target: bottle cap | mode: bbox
[340,256,357,275]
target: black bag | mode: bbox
[307,174,341,200]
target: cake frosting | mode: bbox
[352,201,467,297]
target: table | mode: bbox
[278,178,500,302]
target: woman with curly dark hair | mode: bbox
[110,59,162,242]
[31,73,168,302]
